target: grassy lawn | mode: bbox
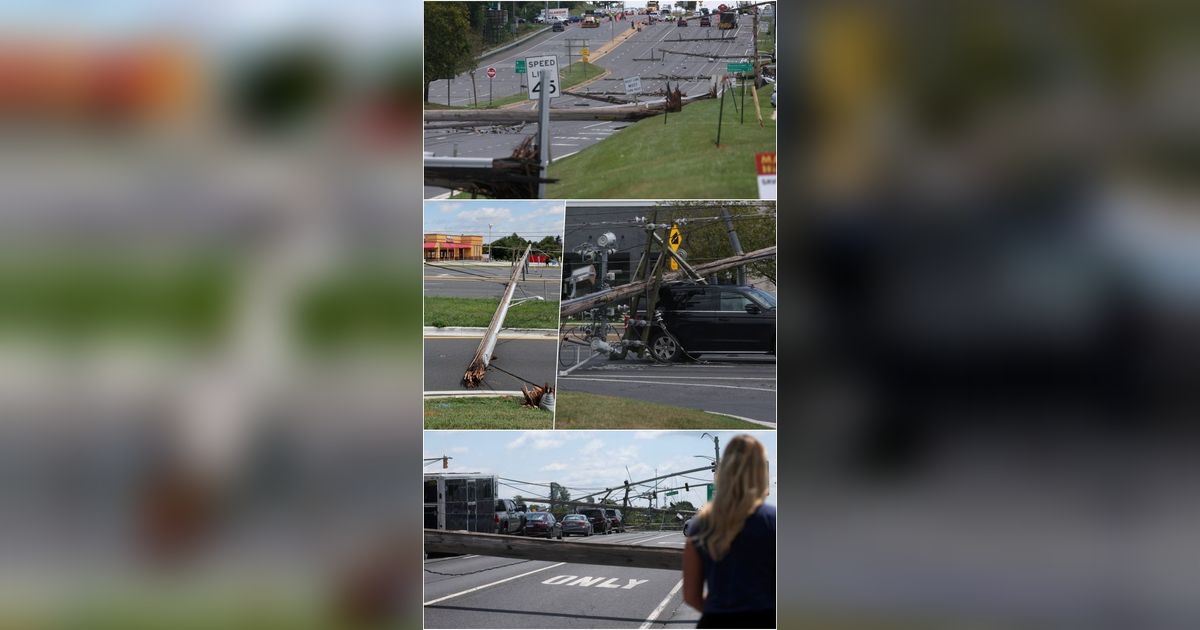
[545,83,776,199]
[424,296,560,329]
[424,396,553,429]
[555,391,767,429]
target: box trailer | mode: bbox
[424,472,498,533]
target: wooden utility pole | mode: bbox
[463,244,532,386]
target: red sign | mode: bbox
[718,4,729,13]
[486,67,497,79]
[755,152,777,176]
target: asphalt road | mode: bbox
[558,354,777,424]
[425,336,559,392]
[424,265,563,299]
[424,16,761,198]
[424,530,699,628]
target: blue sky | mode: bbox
[424,430,777,508]
[424,200,565,244]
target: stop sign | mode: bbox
[486,67,496,79]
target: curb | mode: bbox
[705,411,777,429]
[425,390,526,398]
[424,327,560,339]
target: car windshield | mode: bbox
[746,287,777,309]
[527,513,548,521]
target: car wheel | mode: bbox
[650,331,683,362]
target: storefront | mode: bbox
[423,233,484,260]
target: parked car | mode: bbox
[495,498,527,534]
[699,16,711,26]
[552,21,565,32]
[522,512,563,539]
[627,283,777,362]
[561,514,593,537]
[604,508,626,533]
[576,507,612,534]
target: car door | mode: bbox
[661,286,718,351]
[717,288,768,350]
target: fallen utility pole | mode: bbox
[424,530,682,570]
[424,107,662,124]
[463,244,531,387]
[572,464,715,503]
[561,246,777,318]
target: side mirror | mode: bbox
[744,303,761,314]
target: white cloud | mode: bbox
[634,431,667,440]
[458,206,512,222]
[541,462,568,471]
[532,437,564,450]
[450,446,469,454]
[580,439,605,454]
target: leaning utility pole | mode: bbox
[463,243,532,387]
[560,246,777,317]
[720,209,746,285]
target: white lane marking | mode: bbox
[561,377,775,393]
[424,562,566,605]
[631,532,679,545]
[582,121,611,129]
[640,579,685,629]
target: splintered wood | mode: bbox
[521,383,553,407]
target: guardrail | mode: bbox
[424,529,683,570]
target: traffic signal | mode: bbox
[442,456,448,469]
[684,483,689,492]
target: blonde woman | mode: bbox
[683,434,776,628]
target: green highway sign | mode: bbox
[707,484,714,501]
[515,59,527,74]
[727,62,753,73]
[665,490,678,497]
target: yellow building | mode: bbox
[424,233,484,261]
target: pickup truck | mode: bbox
[494,498,527,534]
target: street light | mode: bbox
[488,223,493,260]
[701,432,720,468]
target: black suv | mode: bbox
[628,283,776,362]
[576,507,612,534]
[604,508,626,533]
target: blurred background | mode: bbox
[0,0,425,627]
[781,1,1200,628]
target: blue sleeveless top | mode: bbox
[685,502,776,613]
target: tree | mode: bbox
[535,235,564,260]
[489,233,532,262]
[668,500,697,512]
[665,202,777,286]
[424,3,477,103]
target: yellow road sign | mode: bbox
[668,224,681,271]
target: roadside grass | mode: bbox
[423,61,606,111]
[545,83,776,199]
[554,391,768,429]
[424,296,560,329]
[424,396,553,429]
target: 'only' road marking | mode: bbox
[542,575,649,589]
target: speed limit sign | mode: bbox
[486,66,496,79]
[525,55,560,100]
